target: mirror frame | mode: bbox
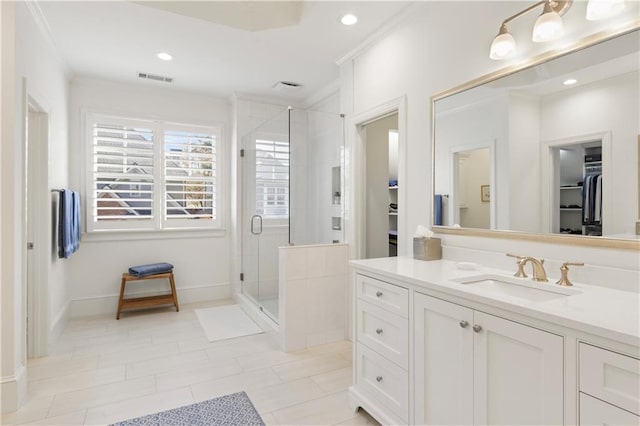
[431,22,640,251]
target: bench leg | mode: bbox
[116,276,127,320]
[169,273,179,312]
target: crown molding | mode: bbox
[335,2,420,67]
[302,79,340,110]
[23,1,72,78]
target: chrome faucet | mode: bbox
[506,253,548,282]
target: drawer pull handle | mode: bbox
[473,324,482,333]
[375,291,383,298]
[459,320,469,328]
[376,328,383,335]
[376,376,383,382]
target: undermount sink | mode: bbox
[450,274,581,303]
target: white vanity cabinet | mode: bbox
[353,274,410,424]
[578,343,640,425]
[414,293,564,425]
[349,259,640,426]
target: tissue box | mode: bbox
[413,237,442,261]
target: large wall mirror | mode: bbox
[432,26,640,249]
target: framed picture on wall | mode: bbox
[480,185,490,202]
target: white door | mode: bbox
[414,293,473,425]
[473,311,564,425]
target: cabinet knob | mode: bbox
[376,328,383,335]
[459,320,469,328]
[376,376,383,382]
[473,324,482,333]
[375,291,383,298]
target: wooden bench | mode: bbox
[116,271,179,319]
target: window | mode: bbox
[255,137,289,218]
[88,114,220,232]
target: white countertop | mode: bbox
[350,257,640,348]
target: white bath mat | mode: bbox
[195,305,264,343]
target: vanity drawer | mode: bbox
[580,393,640,425]
[356,274,408,318]
[356,300,408,369]
[356,342,409,422]
[580,343,640,415]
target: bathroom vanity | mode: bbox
[349,257,640,425]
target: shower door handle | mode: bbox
[251,215,263,235]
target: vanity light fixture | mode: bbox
[563,78,578,85]
[156,52,173,61]
[490,0,572,60]
[532,1,565,42]
[341,13,358,26]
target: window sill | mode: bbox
[82,227,226,243]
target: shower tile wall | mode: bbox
[279,243,349,352]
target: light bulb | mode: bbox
[490,24,516,60]
[532,3,564,42]
[586,0,625,20]
[156,52,173,61]
[341,14,358,26]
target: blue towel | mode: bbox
[58,189,81,259]
[129,262,174,277]
[434,194,443,226]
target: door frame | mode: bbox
[540,131,611,234]
[23,79,50,358]
[348,96,407,260]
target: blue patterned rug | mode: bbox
[110,391,265,426]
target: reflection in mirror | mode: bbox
[433,29,639,241]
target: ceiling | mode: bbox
[38,1,412,103]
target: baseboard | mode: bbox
[49,300,70,349]
[0,365,26,413]
[69,283,231,318]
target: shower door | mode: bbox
[240,111,289,324]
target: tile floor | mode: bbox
[2,300,380,426]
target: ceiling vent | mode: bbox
[272,81,302,91]
[138,72,174,83]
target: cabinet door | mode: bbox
[473,311,564,425]
[580,392,640,425]
[414,293,473,425]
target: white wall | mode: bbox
[306,93,344,245]
[341,1,640,283]
[434,96,507,228]
[0,1,24,413]
[2,2,72,411]
[67,78,232,316]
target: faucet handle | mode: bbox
[556,261,584,287]
[506,253,527,278]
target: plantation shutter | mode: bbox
[92,122,155,222]
[164,130,217,221]
[256,138,289,217]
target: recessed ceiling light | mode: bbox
[563,78,578,86]
[156,52,173,61]
[341,14,358,26]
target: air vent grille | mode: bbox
[138,72,174,83]
[272,81,302,91]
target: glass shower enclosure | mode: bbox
[240,106,344,324]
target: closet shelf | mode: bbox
[389,212,398,216]
[560,208,582,211]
